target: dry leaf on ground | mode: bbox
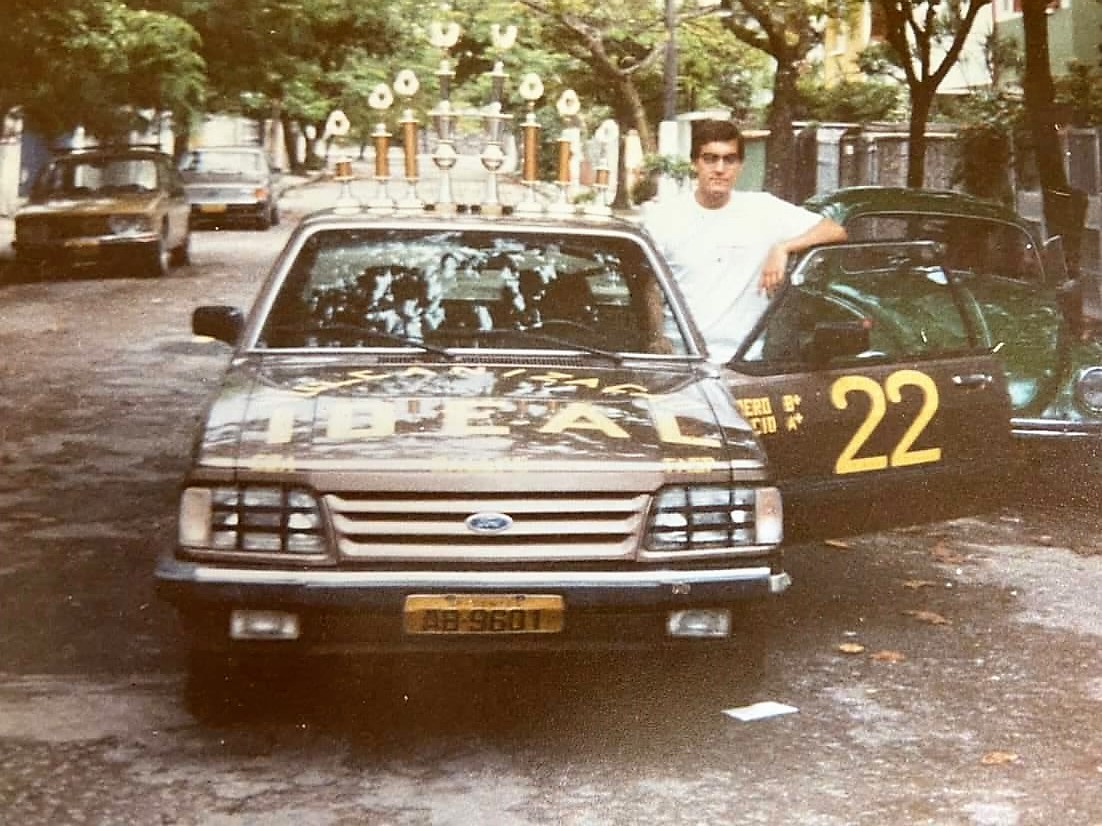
[903,609,952,626]
[930,542,967,565]
[902,579,937,590]
[870,650,907,664]
[980,751,1020,766]
[836,642,866,655]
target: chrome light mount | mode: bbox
[514,72,545,215]
[367,83,396,212]
[394,69,423,211]
[480,26,516,217]
[325,110,359,214]
[429,21,462,215]
[548,89,581,217]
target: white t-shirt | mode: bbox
[643,190,823,363]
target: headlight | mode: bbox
[179,485,327,557]
[1075,367,1102,411]
[645,484,782,552]
[107,214,154,236]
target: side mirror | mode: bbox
[193,305,244,346]
[806,320,871,365]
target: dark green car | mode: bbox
[804,187,1102,463]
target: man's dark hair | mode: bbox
[690,119,743,161]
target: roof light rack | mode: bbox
[325,21,616,220]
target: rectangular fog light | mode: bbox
[230,609,301,641]
[667,609,731,639]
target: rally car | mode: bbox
[806,186,1102,466]
[155,203,1012,702]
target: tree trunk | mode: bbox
[622,79,654,154]
[906,88,934,188]
[764,60,798,201]
[280,112,300,173]
[1021,1,1067,192]
[1021,0,1083,274]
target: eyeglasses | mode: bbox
[698,152,741,166]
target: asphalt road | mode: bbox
[1,184,1102,825]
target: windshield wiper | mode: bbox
[448,326,625,364]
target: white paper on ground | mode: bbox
[723,701,799,722]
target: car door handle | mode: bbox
[951,373,994,389]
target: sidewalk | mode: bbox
[0,215,12,262]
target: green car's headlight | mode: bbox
[1075,367,1102,411]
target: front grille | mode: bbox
[326,491,649,562]
[26,215,112,240]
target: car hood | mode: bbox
[18,194,162,218]
[194,356,764,477]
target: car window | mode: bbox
[845,213,1045,284]
[739,242,973,368]
[35,156,160,197]
[257,228,688,356]
[180,150,266,175]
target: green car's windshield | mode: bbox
[739,242,976,366]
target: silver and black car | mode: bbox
[179,145,280,230]
[156,201,1014,709]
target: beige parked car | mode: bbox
[13,146,191,278]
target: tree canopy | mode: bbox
[0,0,205,139]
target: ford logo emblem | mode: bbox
[465,512,513,534]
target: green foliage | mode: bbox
[948,91,1023,204]
[630,153,694,204]
[796,78,904,123]
[1055,61,1102,127]
[641,154,694,182]
[0,1,205,139]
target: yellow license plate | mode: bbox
[199,203,228,213]
[64,237,100,249]
[403,594,564,635]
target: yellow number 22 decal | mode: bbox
[830,369,942,475]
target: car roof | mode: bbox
[184,146,266,154]
[49,146,169,163]
[294,206,648,237]
[805,186,1029,228]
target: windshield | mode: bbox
[179,150,265,176]
[738,242,975,365]
[34,156,159,198]
[257,227,688,357]
[844,213,1045,284]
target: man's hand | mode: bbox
[759,243,789,297]
[758,217,847,298]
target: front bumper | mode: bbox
[156,556,790,653]
[188,202,267,224]
[14,236,158,267]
